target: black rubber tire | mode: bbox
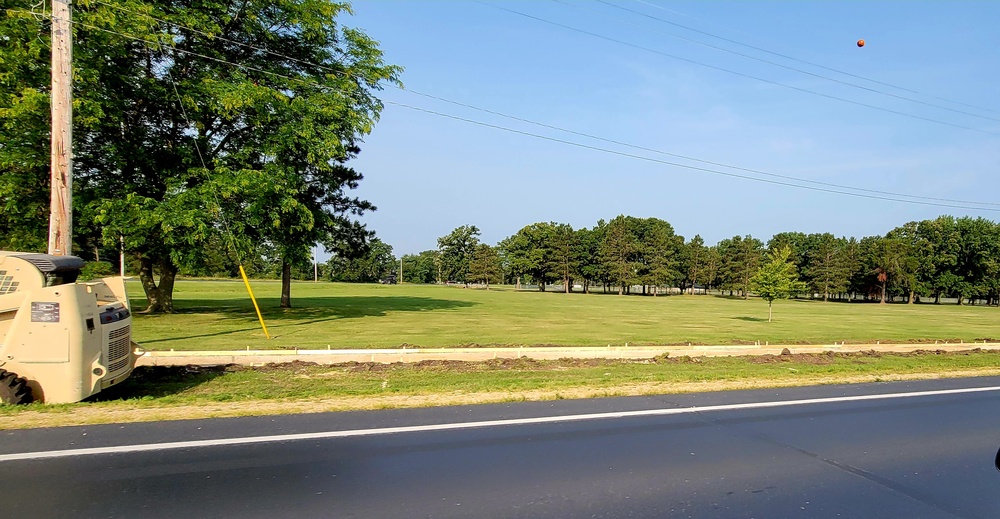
[0,369,33,405]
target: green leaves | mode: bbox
[437,225,481,283]
[750,246,808,321]
[1,0,399,309]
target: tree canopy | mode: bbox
[0,0,401,311]
[750,246,808,322]
[437,225,480,284]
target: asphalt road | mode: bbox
[4,377,1000,518]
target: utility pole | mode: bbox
[399,258,403,284]
[48,0,73,256]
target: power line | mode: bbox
[89,0,1000,136]
[629,0,1000,116]
[63,2,1000,208]
[402,89,1000,208]
[573,0,1000,123]
[386,101,1000,213]
[478,1,1000,136]
[10,8,1000,213]
[87,0,391,88]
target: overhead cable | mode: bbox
[68,2,1000,208]
[568,0,1000,123]
[478,1,1000,136]
[629,0,1000,116]
[10,7,999,214]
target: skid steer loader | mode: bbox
[0,251,138,404]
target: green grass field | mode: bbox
[129,280,1000,351]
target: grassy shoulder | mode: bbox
[3,349,1000,429]
[130,281,1000,351]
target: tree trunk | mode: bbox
[138,256,177,313]
[768,301,773,322]
[908,290,915,304]
[281,259,292,308]
[880,281,887,304]
[618,284,623,295]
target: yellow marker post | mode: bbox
[239,265,271,340]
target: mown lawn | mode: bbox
[129,281,1000,351]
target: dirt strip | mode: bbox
[137,342,1000,366]
[5,368,1000,430]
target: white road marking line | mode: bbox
[3,385,999,462]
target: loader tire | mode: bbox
[0,369,33,405]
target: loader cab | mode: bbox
[13,252,84,286]
[0,251,85,292]
[42,266,80,287]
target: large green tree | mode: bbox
[635,218,681,295]
[401,250,439,284]
[679,234,706,294]
[437,225,480,284]
[467,243,501,288]
[801,233,855,302]
[599,215,639,295]
[546,223,579,293]
[327,237,394,283]
[860,236,915,304]
[1,0,400,312]
[718,235,763,299]
[575,225,603,293]
[500,222,555,291]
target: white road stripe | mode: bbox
[3,385,1000,462]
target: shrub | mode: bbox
[80,261,115,281]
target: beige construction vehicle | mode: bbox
[0,251,137,404]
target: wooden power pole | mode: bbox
[48,0,73,256]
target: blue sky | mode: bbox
[342,1,1000,257]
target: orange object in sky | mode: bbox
[857,39,866,47]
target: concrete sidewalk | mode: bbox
[136,341,1000,367]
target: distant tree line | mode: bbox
[386,215,1000,306]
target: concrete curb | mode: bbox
[135,342,1000,367]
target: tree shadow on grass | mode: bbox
[732,316,768,323]
[714,294,750,300]
[135,296,477,345]
[86,365,230,401]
